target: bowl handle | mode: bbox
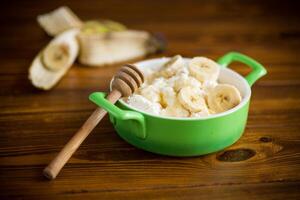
[89,92,146,139]
[217,52,267,87]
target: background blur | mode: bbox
[1,0,300,199]
[1,0,300,94]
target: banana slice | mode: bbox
[161,102,190,117]
[41,43,70,71]
[127,94,161,115]
[178,87,207,113]
[190,106,210,117]
[160,87,177,108]
[189,57,220,82]
[138,85,161,103]
[207,84,242,113]
[172,73,202,92]
[37,6,82,36]
[29,29,79,90]
[78,30,164,67]
[159,55,184,78]
[209,109,216,115]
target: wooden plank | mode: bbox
[0,111,299,186]
[1,84,300,114]
[1,0,300,199]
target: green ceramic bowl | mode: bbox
[89,52,267,156]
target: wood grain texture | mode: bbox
[43,89,122,180]
[0,0,300,199]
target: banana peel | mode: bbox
[37,6,82,36]
[77,30,165,67]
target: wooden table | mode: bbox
[1,0,300,199]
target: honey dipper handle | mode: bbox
[43,90,122,180]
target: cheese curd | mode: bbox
[125,55,242,118]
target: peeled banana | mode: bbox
[37,6,82,36]
[207,84,242,113]
[32,6,166,90]
[81,20,126,34]
[36,6,165,68]
[41,43,70,71]
[29,29,79,90]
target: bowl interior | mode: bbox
[111,57,251,120]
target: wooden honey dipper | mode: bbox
[43,64,144,180]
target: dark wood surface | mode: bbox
[1,0,300,199]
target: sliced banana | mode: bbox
[172,73,202,92]
[41,43,70,71]
[29,29,79,90]
[37,6,82,36]
[160,87,177,108]
[159,55,184,78]
[189,57,220,82]
[138,85,161,103]
[161,102,190,117]
[190,106,210,118]
[126,55,244,117]
[127,94,161,115]
[207,84,242,113]
[209,109,216,115]
[178,87,207,113]
[78,30,164,67]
